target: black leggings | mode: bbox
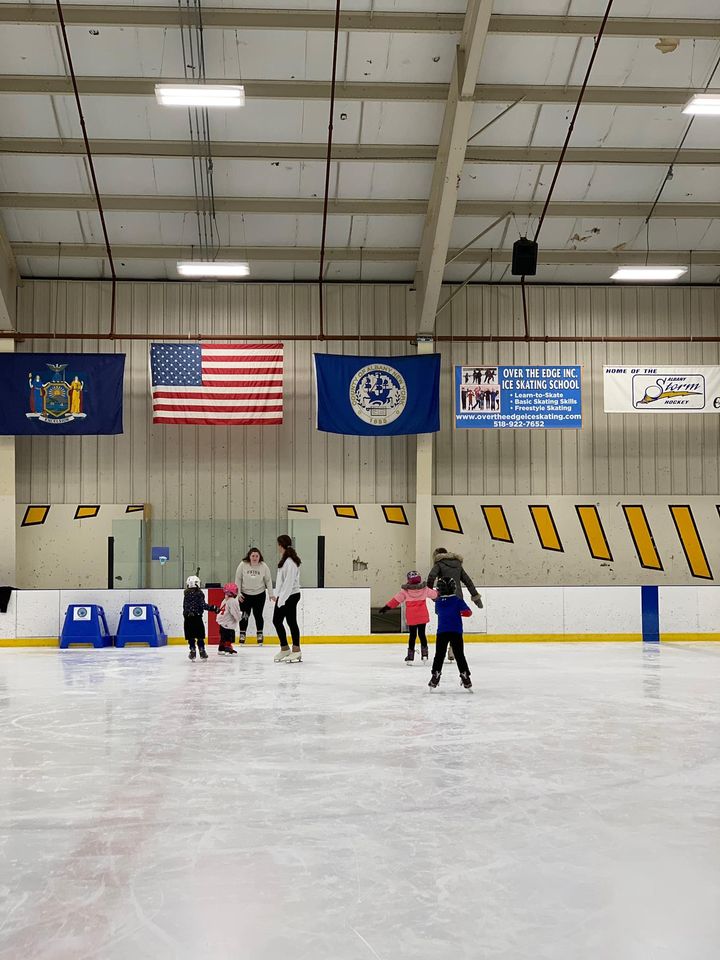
[273,593,301,647]
[408,624,428,651]
[240,592,266,632]
[432,632,469,675]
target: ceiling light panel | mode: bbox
[177,261,250,278]
[610,266,687,281]
[155,84,245,108]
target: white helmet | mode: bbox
[186,575,201,589]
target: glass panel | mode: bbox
[143,518,321,589]
[112,517,145,588]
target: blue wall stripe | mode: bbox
[641,585,660,643]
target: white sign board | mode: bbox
[129,606,147,620]
[73,606,90,621]
[604,366,720,413]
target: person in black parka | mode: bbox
[427,548,483,662]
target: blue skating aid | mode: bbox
[60,604,114,649]
[115,604,168,648]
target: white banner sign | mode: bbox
[604,366,720,413]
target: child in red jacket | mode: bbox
[379,571,437,664]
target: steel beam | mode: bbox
[414,0,493,334]
[0,75,698,105]
[4,193,716,220]
[0,138,717,166]
[0,223,16,329]
[0,5,717,38]
[11,243,720,265]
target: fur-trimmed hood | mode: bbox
[432,550,463,565]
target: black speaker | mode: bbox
[511,237,538,276]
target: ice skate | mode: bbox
[256,632,264,645]
[238,632,246,644]
[285,649,302,663]
[447,650,455,662]
[404,648,415,664]
[428,671,441,688]
[226,645,237,655]
[217,644,228,656]
[188,648,197,661]
[274,647,292,662]
[459,672,473,690]
[421,646,429,662]
[199,645,208,660]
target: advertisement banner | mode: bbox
[604,366,720,413]
[455,365,582,429]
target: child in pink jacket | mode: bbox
[379,571,437,664]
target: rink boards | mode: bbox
[1,586,719,644]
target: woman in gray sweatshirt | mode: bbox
[234,547,274,644]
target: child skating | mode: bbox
[216,583,241,656]
[183,575,218,661]
[428,576,473,690]
[378,571,436,663]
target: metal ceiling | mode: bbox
[1,0,720,284]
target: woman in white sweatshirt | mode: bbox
[273,534,302,663]
[234,547,274,644]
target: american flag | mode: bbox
[150,343,283,425]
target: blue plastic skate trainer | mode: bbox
[115,604,168,648]
[60,604,114,648]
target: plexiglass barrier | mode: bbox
[111,517,321,589]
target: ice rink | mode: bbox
[1,642,719,960]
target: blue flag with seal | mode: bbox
[314,353,440,436]
[0,353,125,435]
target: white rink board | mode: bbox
[303,589,371,636]
[2,586,720,642]
[563,586,641,635]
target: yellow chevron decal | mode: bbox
[669,505,712,580]
[529,506,563,552]
[382,505,409,526]
[622,505,663,571]
[334,505,358,519]
[481,505,513,543]
[21,505,50,527]
[434,505,463,535]
[74,505,100,520]
[575,505,613,561]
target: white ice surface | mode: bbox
[1,643,719,960]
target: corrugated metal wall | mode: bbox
[15,280,720,516]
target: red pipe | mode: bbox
[55,0,117,337]
[4,331,720,344]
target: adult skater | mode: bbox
[273,534,302,663]
[234,547,274,644]
[427,547,483,661]
[428,576,473,690]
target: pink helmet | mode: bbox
[223,582,239,597]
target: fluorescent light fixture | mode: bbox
[682,93,720,116]
[177,261,250,278]
[611,266,687,282]
[155,84,245,108]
